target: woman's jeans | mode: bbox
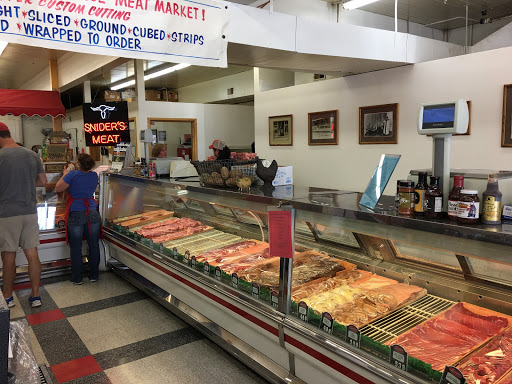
[67,210,101,283]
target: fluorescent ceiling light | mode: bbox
[342,0,380,10]
[0,41,7,56]
[111,79,135,91]
[110,63,190,90]
[144,63,191,81]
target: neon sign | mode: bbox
[82,102,130,146]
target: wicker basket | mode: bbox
[191,159,258,187]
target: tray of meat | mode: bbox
[291,270,373,302]
[113,210,173,227]
[136,218,202,238]
[236,250,354,290]
[195,240,259,263]
[152,225,213,244]
[457,327,512,384]
[386,302,512,372]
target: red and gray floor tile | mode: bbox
[9,272,268,384]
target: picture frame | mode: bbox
[157,131,167,142]
[269,114,293,146]
[359,103,398,144]
[308,110,338,145]
[502,85,512,147]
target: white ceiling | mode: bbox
[334,0,512,30]
[0,43,67,89]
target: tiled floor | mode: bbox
[8,271,270,384]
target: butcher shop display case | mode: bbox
[100,172,512,384]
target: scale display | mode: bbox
[422,104,456,129]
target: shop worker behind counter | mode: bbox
[151,143,167,158]
[210,139,231,160]
[56,154,101,285]
[0,122,47,308]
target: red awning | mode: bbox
[0,89,66,117]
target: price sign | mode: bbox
[440,367,466,384]
[128,231,135,239]
[191,256,197,268]
[346,324,360,348]
[135,234,142,242]
[173,247,178,260]
[159,243,164,253]
[203,262,210,276]
[251,283,260,299]
[298,301,309,323]
[320,312,334,334]
[271,291,279,309]
[183,251,190,265]
[231,273,239,289]
[390,344,408,372]
[268,210,294,259]
[215,266,222,281]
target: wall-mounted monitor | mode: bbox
[417,99,469,135]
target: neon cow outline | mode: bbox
[90,105,117,120]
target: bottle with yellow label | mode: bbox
[482,174,502,224]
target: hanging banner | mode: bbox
[0,0,228,67]
[83,102,130,146]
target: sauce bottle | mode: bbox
[458,190,479,224]
[414,172,428,216]
[482,174,502,224]
[395,180,401,210]
[425,176,443,219]
[448,175,464,221]
[398,181,415,215]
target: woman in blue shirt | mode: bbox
[56,154,101,284]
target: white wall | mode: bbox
[0,116,23,143]
[258,68,295,91]
[150,121,191,158]
[62,107,86,155]
[254,46,512,195]
[21,116,52,150]
[178,70,255,103]
[135,101,254,160]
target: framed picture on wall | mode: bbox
[502,85,512,147]
[359,103,398,144]
[157,131,167,142]
[269,115,293,146]
[308,110,338,145]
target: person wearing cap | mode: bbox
[151,143,167,158]
[209,139,231,160]
[0,122,47,308]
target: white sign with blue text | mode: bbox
[0,0,228,67]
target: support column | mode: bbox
[134,59,147,158]
[83,80,93,157]
[49,59,62,131]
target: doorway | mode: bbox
[147,118,197,161]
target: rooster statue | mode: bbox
[256,158,278,188]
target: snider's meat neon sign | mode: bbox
[84,121,128,144]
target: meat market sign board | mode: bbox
[82,102,130,146]
[0,0,228,67]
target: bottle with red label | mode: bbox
[448,175,464,221]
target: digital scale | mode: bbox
[417,99,470,209]
[360,99,469,211]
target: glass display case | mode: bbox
[101,172,512,384]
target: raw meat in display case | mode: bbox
[386,302,512,371]
[457,327,512,384]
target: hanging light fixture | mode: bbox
[342,0,381,10]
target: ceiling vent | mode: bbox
[227,87,234,95]
[314,74,326,81]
